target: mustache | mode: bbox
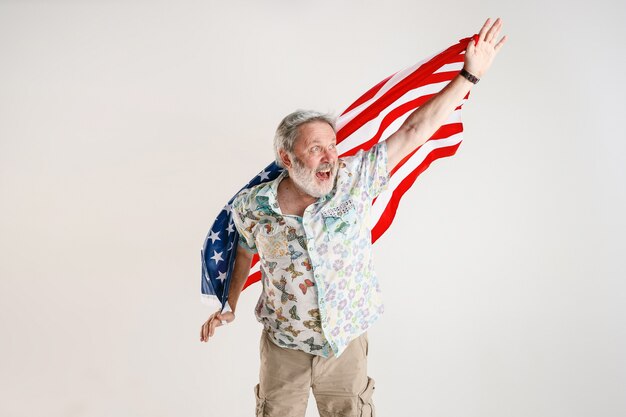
[316,162,336,172]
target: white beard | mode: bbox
[289,156,338,198]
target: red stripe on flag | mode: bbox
[343,74,395,115]
[337,38,471,143]
[340,51,465,120]
[243,270,261,290]
[389,122,464,176]
[371,142,462,243]
[339,71,466,158]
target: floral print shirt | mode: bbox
[231,142,389,357]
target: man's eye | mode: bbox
[329,144,336,150]
[311,146,320,153]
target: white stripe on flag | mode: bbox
[337,81,453,154]
[434,62,464,74]
[336,54,440,131]
[370,129,464,226]
[375,98,464,149]
[250,261,261,276]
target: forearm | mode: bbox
[225,245,254,313]
[407,17,506,142]
[385,74,473,170]
[386,18,506,171]
[401,74,473,147]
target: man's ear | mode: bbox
[279,149,292,169]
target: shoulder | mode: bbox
[337,142,387,175]
[341,142,387,167]
[232,178,276,211]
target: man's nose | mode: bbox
[322,147,337,163]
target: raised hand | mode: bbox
[464,18,507,79]
[200,309,235,342]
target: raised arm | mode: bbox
[385,18,507,171]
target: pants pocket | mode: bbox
[254,384,266,416]
[358,377,376,417]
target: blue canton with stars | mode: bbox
[201,162,283,310]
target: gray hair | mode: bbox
[273,110,336,168]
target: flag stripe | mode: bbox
[372,140,462,242]
[337,52,465,131]
[337,77,460,156]
[342,74,395,115]
[337,40,469,141]
[370,131,464,231]
[389,119,464,176]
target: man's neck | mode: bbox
[277,176,318,217]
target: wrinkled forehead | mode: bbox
[295,121,337,148]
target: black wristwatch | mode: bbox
[460,68,480,84]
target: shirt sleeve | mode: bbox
[357,141,390,199]
[230,191,258,254]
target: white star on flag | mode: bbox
[216,271,227,283]
[208,230,221,244]
[226,222,235,234]
[210,250,224,264]
[258,170,270,181]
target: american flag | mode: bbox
[201,36,474,311]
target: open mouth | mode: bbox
[316,170,331,181]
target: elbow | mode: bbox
[402,124,430,149]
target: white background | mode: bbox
[1,1,625,416]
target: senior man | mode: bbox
[201,18,506,417]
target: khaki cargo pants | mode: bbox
[255,330,375,417]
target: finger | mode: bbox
[494,35,508,53]
[201,316,213,341]
[465,38,475,55]
[485,18,502,43]
[202,321,211,341]
[210,320,221,337]
[209,317,222,337]
[204,315,216,339]
[478,18,491,42]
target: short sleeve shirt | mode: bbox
[231,142,389,357]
